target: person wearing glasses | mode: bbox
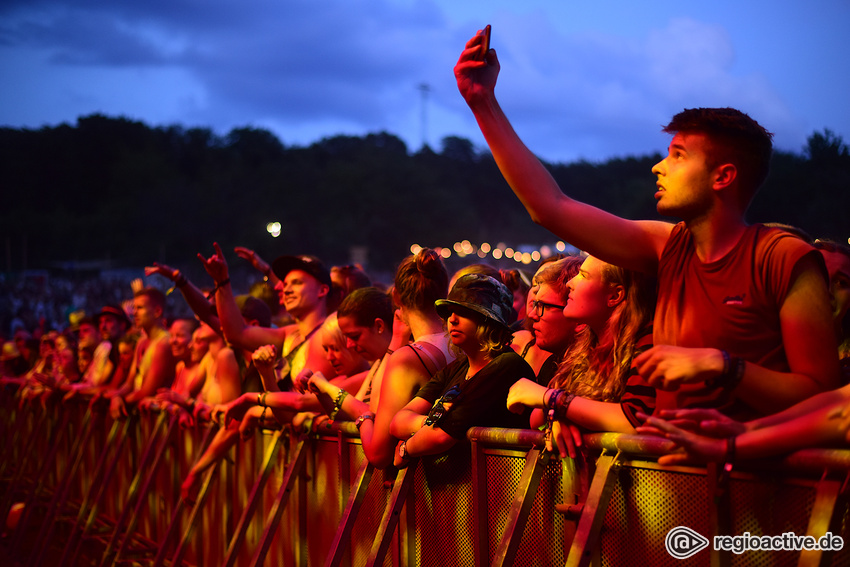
[506,256,656,458]
[512,255,583,383]
[390,274,534,468]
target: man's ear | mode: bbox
[712,163,737,191]
[607,285,625,308]
[317,284,330,299]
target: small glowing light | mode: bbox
[497,242,506,250]
[521,252,532,264]
[453,242,463,253]
[477,250,486,258]
[266,221,282,238]
[505,248,514,258]
[531,251,541,262]
[410,244,422,255]
[440,248,451,259]
[540,245,551,258]
[514,254,523,263]
[480,242,491,253]
[492,249,503,259]
[556,241,566,252]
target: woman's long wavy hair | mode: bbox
[551,260,655,402]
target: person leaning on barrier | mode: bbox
[353,249,456,469]
[390,274,533,468]
[106,288,175,420]
[455,30,840,419]
[303,288,401,432]
[511,255,582,383]
[214,312,371,437]
[507,256,656,458]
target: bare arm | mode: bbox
[364,349,434,468]
[644,399,848,465]
[454,32,670,274]
[199,242,285,351]
[145,262,221,329]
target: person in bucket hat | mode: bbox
[390,274,534,467]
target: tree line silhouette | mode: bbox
[2,114,847,276]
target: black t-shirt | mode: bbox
[416,349,534,440]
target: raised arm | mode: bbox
[454,31,670,274]
[145,262,221,329]
[198,242,284,350]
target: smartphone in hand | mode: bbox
[477,25,491,61]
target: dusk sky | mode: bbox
[2,0,848,164]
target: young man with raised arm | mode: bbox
[454,30,839,419]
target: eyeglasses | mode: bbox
[424,384,462,426]
[531,299,566,318]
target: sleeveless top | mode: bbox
[276,323,322,391]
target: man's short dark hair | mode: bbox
[663,107,773,206]
[134,287,167,311]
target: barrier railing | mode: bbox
[2,388,849,567]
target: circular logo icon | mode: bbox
[665,526,710,560]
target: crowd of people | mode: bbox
[3,30,850,533]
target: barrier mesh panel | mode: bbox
[601,464,710,567]
[727,476,814,567]
[347,444,394,567]
[484,453,565,566]
[413,446,476,567]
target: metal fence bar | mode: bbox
[222,428,285,567]
[323,459,375,567]
[366,461,417,567]
[565,451,621,567]
[248,435,310,567]
[491,447,552,567]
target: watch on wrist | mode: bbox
[355,413,374,430]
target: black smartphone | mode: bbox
[478,25,491,61]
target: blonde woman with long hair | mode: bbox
[507,255,656,457]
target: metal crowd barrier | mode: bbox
[1,387,849,567]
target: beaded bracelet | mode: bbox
[329,389,348,422]
[546,389,564,426]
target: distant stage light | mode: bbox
[266,222,282,238]
[492,249,503,259]
[556,241,566,252]
[440,248,451,259]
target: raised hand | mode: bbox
[197,242,230,284]
[454,29,500,105]
[234,246,271,276]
